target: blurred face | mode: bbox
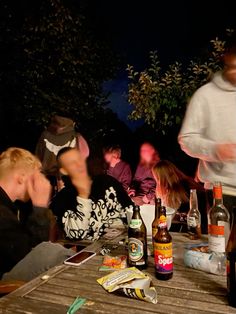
[223,54,236,86]
[59,149,87,177]
[104,152,113,164]
[140,144,156,163]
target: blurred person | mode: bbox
[35,114,89,191]
[50,147,134,241]
[129,142,160,205]
[0,148,73,282]
[103,144,132,191]
[152,160,208,233]
[178,40,236,212]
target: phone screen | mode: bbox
[65,251,95,264]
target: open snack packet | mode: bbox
[99,255,127,271]
[97,267,157,304]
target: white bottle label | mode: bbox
[208,221,228,253]
[187,216,197,228]
[128,238,144,262]
[208,235,225,253]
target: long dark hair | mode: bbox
[152,160,204,209]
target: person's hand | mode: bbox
[216,143,236,161]
[128,189,136,197]
[131,196,144,206]
[71,172,92,199]
[142,195,150,204]
[27,171,51,207]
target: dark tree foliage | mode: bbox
[0,0,119,149]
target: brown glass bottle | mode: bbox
[152,198,162,245]
[226,206,236,307]
[128,206,148,270]
[154,206,173,280]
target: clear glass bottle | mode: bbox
[208,182,230,255]
[187,189,201,240]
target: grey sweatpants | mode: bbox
[2,242,74,282]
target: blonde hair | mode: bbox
[0,147,41,179]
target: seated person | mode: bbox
[0,148,73,282]
[50,147,134,240]
[129,142,160,205]
[152,160,208,233]
[103,144,132,191]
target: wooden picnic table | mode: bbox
[0,232,236,314]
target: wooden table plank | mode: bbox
[0,232,236,314]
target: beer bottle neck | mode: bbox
[213,198,223,206]
[154,198,161,219]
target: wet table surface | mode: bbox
[0,232,236,314]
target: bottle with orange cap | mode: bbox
[208,182,230,255]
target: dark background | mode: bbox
[1,0,236,175]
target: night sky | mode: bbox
[88,1,236,129]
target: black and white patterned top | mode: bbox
[51,175,134,240]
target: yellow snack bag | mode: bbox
[97,267,157,304]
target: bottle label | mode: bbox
[129,219,142,229]
[208,224,224,236]
[154,242,173,274]
[208,235,225,253]
[128,238,144,263]
[158,215,167,228]
[187,216,197,228]
[208,222,226,253]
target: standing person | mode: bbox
[103,144,132,191]
[35,114,89,191]
[178,41,236,212]
[129,142,160,205]
[0,147,73,282]
[152,160,208,233]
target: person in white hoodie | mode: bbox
[178,41,236,211]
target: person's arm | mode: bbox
[178,92,220,162]
[26,172,55,245]
[62,196,93,240]
[120,164,132,191]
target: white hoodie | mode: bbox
[178,71,236,195]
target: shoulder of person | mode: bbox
[191,81,215,102]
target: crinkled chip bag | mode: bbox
[97,267,157,304]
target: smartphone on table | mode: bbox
[64,251,96,266]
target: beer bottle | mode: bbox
[226,207,236,307]
[154,206,173,280]
[187,189,201,240]
[208,182,230,255]
[152,198,162,245]
[128,206,147,269]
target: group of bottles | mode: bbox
[187,182,236,308]
[128,198,173,280]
